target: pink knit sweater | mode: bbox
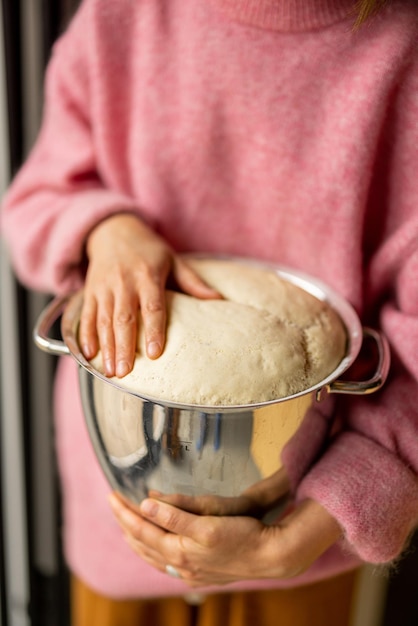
[2,0,418,599]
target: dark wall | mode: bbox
[1,4,82,626]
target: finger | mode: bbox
[124,534,201,587]
[109,495,195,575]
[122,533,197,584]
[79,295,99,359]
[240,467,291,514]
[95,292,116,376]
[139,498,217,545]
[147,492,217,514]
[137,277,167,359]
[150,492,255,516]
[112,290,139,377]
[123,531,198,583]
[173,259,222,300]
[109,495,194,568]
[122,531,166,568]
[109,493,166,542]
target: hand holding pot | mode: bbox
[79,213,220,378]
[109,486,342,588]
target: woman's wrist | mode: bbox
[269,499,343,579]
[86,211,149,259]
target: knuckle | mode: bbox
[96,313,112,330]
[143,298,164,314]
[113,310,137,327]
[200,521,220,548]
[174,552,189,571]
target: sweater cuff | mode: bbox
[297,431,418,563]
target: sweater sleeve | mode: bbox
[288,60,418,564]
[0,0,139,295]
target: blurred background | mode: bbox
[0,1,417,624]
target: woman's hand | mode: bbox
[108,490,342,588]
[79,213,220,377]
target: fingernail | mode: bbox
[116,360,130,377]
[147,342,161,359]
[104,359,114,376]
[82,344,93,358]
[140,498,158,517]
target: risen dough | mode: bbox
[90,259,346,406]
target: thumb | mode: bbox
[172,258,222,299]
[140,498,208,540]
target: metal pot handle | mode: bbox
[326,327,390,396]
[33,295,71,356]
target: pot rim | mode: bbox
[60,255,363,413]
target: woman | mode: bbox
[2,0,418,623]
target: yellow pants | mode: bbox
[71,569,358,626]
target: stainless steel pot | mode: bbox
[33,258,390,517]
